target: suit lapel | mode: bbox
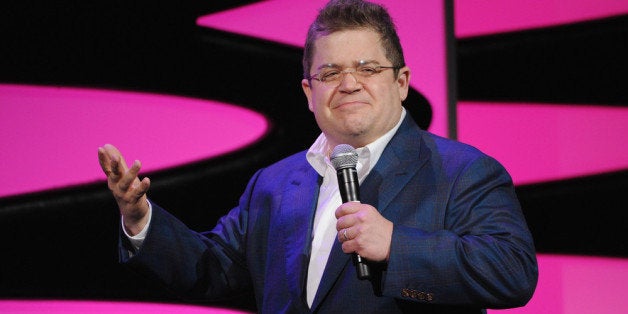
[310,234,352,310]
[310,115,430,311]
[279,163,321,309]
[361,116,429,214]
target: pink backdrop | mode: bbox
[455,0,628,38]
[458,102,628,185]
[2,1,627,312]
[0,84,269,197]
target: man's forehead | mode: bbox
[311,31,386,67]
[313,29,381,48]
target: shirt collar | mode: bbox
[306,108,406,178]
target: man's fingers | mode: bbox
[336,214,355,231]
[124,178,149,201]
[98,147,109,173]
[334,202,360,219]
[101,144,128,173]
[118,160,142,190]
[123,177,150,206]
[99,145,149,199]
[126,160,142,181]
[336,203,369,230]
[137,177,151,197]
[98,146,117,177]
[109,157,122,180]
[338,227,355,242]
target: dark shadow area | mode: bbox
[516,170,628,258]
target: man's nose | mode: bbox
[337,70,362,93]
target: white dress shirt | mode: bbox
[304,109,405,306]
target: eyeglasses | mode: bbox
[306,63,400,87]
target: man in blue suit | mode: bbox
[98,0,537,312]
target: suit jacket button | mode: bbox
[417,292,426,300]
[412,290,422,299]
[426,293,434,302]
[401,288,411,298]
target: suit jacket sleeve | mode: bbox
[381,150,537,309]
[118,168,266,302]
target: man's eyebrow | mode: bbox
[315,60,380,70]
[316,63,342,70]
[357,60,380,66]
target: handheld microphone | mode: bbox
[331,144,371,280]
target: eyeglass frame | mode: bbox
[305,61,402,86]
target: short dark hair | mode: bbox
[302,0,406,78]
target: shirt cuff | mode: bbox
[121,199,152,251]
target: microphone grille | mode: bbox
[330,144,358,170]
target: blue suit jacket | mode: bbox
[122,115,538,313]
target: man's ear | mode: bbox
[302,78,314,112]
[396,66,411,101]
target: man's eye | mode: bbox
[358,67,377,75]
[320,71,340,81]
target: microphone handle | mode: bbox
[337,167,371,280]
